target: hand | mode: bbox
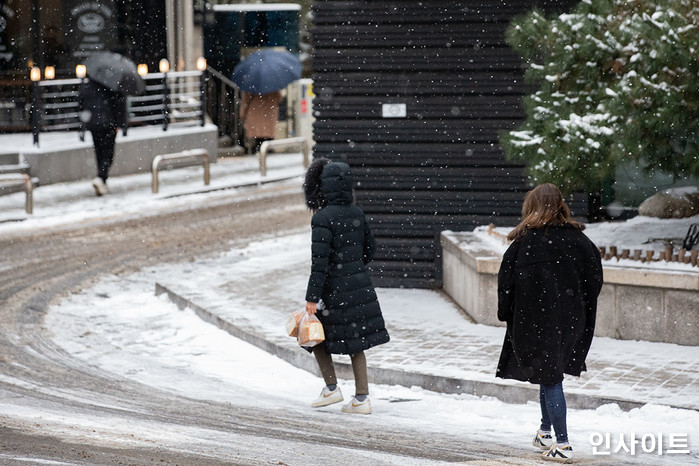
[306,301,317,315]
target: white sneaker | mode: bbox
[341,396,372,414]
[533,429,554,450]
[542,443,573,462]
[92,177,109,196]
[311,386,343,408]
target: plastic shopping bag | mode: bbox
[285,309,304,337]
[297,312,325,348]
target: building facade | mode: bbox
[0,0,199,131]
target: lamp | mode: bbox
[30,66,41,82]
[75,64,86,79]
[44,66,55,80]
[138,64,148,76]
[196,57,207,71]
[159,58,170,73]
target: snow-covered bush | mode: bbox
[500,0,698,194]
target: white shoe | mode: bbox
[311,386,343,408]
[341,396,372,414]
[92,177,109,196]
[533,429,554,450]
[542,443,573,462]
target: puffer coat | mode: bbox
[305,162,390,355]
[496,224,603,385]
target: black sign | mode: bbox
[64,0,116,60]
[0,3,15,68]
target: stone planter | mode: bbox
[441,231,699,346]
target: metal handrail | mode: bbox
[206,66,238,88]
[258,137,310,176]
[151,149,210,193]
[0,174,35,214]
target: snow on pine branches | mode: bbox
[500,0,698,195]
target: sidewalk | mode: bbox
[155,230,699,413]
[0,151,306,227]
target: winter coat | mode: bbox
[79,79,127,132]
[305,162,390,355]
[496,224,603,385]
[240,91,282,139]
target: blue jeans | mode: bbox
[540,381,568,444]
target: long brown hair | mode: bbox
[507,183,584,241]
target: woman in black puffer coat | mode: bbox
[303,158,390,414]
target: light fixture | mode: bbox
[75,64,86,79]
[44,66,55,80]
[30,66,41,82]
[196,57,207,71]
[159,58,170,73]
[137,63,148,76]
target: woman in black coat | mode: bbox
[496,183,603,461]
[303,158,390,414]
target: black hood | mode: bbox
[320,162,353,205]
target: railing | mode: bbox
[31,70,208,145]
[259,137,310,176]
[203,66,241,144]
[151,149,210,194]
[0,174,36,214]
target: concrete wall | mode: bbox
[441,231,699,346]
[21,124,218,185]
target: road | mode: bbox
[1,181,541,465]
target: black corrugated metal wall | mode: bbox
[311,0,583,288]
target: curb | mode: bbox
[155,282,655,412]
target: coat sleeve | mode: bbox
[497,240,519,322]
[305,212,332,303]
[362,214,376,264]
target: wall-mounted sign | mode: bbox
[0,4,15,67]
[64,0,116,60]
[382,103,406,118]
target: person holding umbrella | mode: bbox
[239,90,283,154]
[79,52,145,196]
[232,50,302,154]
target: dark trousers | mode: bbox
[312,344,369,396]
[540,381,568,443]
[250,137,273,154]
[91,127,117,182]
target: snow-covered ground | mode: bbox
[43,264,699,465]
[1,156,697,463]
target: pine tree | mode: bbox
[500,0,698,195]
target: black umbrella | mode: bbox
[83,52,146,96]
[231,50,302,94]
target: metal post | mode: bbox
[162,73,170,131]
[78,77,86,141]
[24,175,34,215]
[200,69,207,126]
[31,81,40,146]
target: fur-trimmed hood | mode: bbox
[303,158,353,211]
[320,161,353,206]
